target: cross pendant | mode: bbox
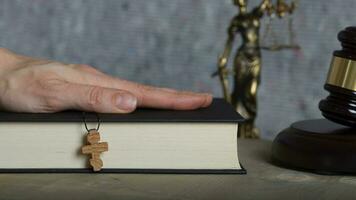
[81,129,109,172]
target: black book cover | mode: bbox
[0,98,244,123]
[0,98,246,174]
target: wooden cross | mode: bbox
[81,129,108,172]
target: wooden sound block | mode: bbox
[272,119,356,175]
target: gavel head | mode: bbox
[319,27,356,128]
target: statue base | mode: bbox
[238,122,260,139]
[272,119,356,175]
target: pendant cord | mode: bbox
[82,112,101,132]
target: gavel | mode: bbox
[272,26,356,175]
[319,26,356,128]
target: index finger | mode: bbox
[70,68,213,110]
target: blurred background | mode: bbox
[0,0,354,139]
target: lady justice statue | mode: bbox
[214,0,298,138]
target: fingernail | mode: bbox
[203,93,213,107]
[116,93,137,111]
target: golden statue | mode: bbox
[214,0,298,138]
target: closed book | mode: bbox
[0,98,245,174]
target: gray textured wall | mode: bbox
[0,0,354,139]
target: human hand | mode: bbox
[0,48,212,113]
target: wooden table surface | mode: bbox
[1,139,356,200]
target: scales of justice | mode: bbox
[213,0,300,138]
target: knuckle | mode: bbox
[79,64,93,69]
[74,64,102,74]
[41,96,62,112]
[36,79,66,112]
[87,86,104,108]
[36,76,63,91]
[74,64,91,70]
[134,83,150,102]
[136,83,154,94]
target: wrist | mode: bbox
[0,48,23,77]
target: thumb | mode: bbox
[59,82,137,113]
